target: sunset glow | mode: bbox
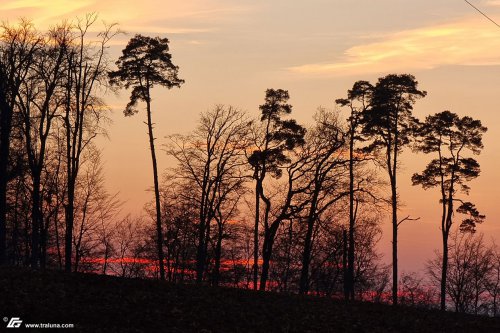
[3,0,500,285]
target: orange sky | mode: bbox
[3,0,500,274]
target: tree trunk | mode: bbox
[283,219,293,292]
[391,121,399,306]
[55,215,62,269]
[440,233,448,311]
[259,234,272,291]
[203,214,212,280]
[102,244,109,275]
[347,125,355,300]
[391,175,398,306]
[213,224,223,286]
[65,186,75,272]
[300,183,321,295]
[12,180,22,264]
[196,215,206,283]
[146,96,165,281]
[253,178,260,290]
[30,174,41,268]
[196,209,209,283]
[166,240,172,282]
[343,228,349,300]
[0,93,12,265]
[259,223,278,291]
[299,219,314,294]
[439,179,454,311]
[40,224,47,269]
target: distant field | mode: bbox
[0,267,499,332]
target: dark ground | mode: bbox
[0,267,499,332]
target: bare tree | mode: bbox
[72,149,121,273]
[167,105,250,283]
[0,20,41,265]
[298,109,348,294]
[210,177,246,286]
[487,243,500,316]
[160,184,198,283]
[62,14,118,272]
[39,126,66,268]
[17,25,69,267]
[399,272,438,309]
[428,231,493,313]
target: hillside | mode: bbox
[0,267,499,332]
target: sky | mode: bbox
[3,0,500,274]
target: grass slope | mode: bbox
[0,267,499,332]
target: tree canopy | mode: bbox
[109,34,184,116]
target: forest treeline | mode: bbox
[0,17,497,316]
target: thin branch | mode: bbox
[397,215,420,227]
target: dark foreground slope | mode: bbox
[0,267,499,333]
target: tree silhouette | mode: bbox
[413,110,487,310]
[362,74,426,305]
[487,243,500,316]
[0,20,41,265]
[17,24,68,268]
[336,80,373,300]
[61,15,118,273]
[109,34,184,280]
[166,105,250,284]
[428,231,493,313]
[297,109,348,294]
[248,89,306,290]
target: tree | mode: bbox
[110,216,151,279]
[487,243,500,316]
[17,25,69,268]
[399,272,438,309]
[248,89,306,290]
[297,109,348,294]
[336,80,374,300]
[0,20,41,265]
[109,35,184,280]
[159,182,198,283]
[62,14,117,272]
[0,18,116,270]
[210,173,246,286]
[72,149,121,273]
[352,214,389,302]
[167,105,250,283]
[37,124,66,269]
[362,74,426,305]
[428,231,493,314]
[412,110,487,310]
